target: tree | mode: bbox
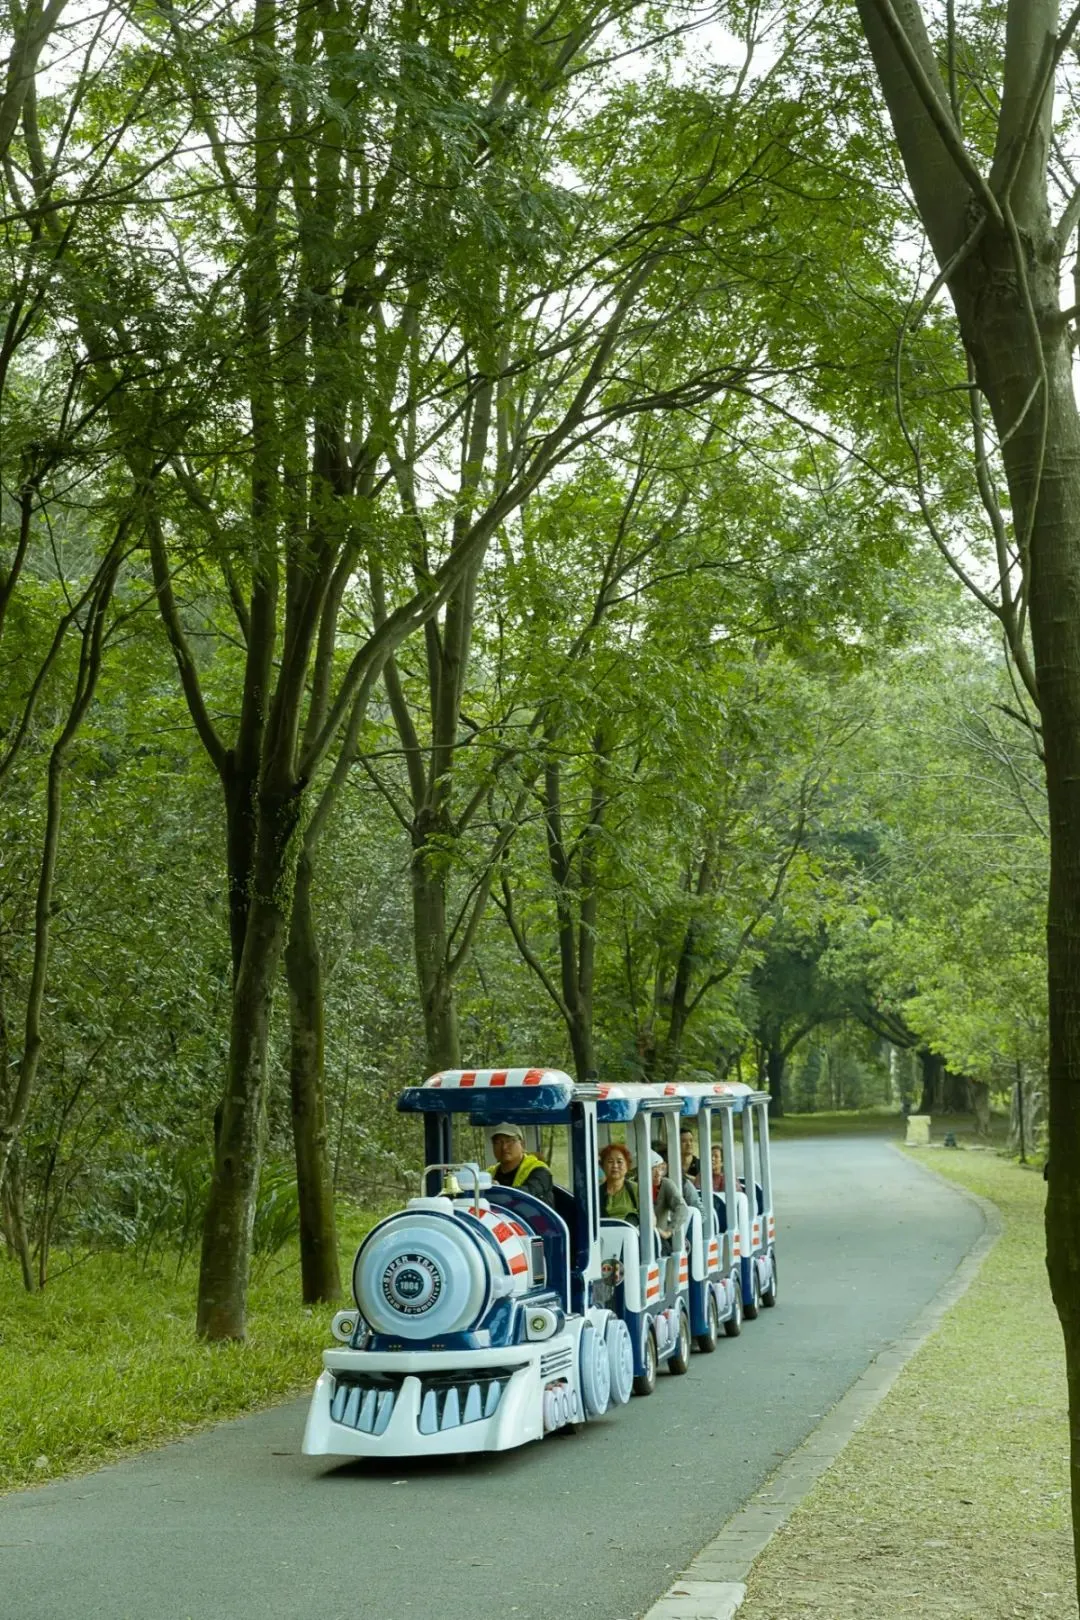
[0,0,162,1249]
[748,927,850,1115]
[362,41,865,1080]
[46,0,811,1335]
[851,648,1047,1100]
[836,20,1080,1575]
[0,536,124,1219]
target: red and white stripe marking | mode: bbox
[475,1207,531,1284]
[425,1067,567,1089]
[646,1264,661,1301]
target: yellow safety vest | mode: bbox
[488,1151,548,1188]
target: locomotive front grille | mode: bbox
[330,1367,518,1436]
[416,1371,511,1434]
[329,1374,398,1435]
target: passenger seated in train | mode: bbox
[649,1152,688,1254]
[657,1137,701,1212]
[711,1143,728,1230]
[488,1123,555,1205]
[680,1126,700,1181]
[599,1142,639,1223]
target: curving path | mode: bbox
[0,1137,984,1620]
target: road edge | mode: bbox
[639,1144,1004,1620]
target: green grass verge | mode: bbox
[738,1150,1074,1620]
[769,1108,1010,1145]
[0,1205,386,1494]
[768,1108,907,1138]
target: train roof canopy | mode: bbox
[396,1069,769,1123]
[675,1079,769,1112]
[397,1068,583,1121]
[596,1079,766,1120]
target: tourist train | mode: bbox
[301,1068,776,1458]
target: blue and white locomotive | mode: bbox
[302,1066,776,1458]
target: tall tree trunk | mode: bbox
[662,932,698,1081]
[852,2,1080,1591]
[968,1078,991,1138]
[566,1006,596,1084]
[917,1048,943,1114]
[2,1149,35,1293]
[499,745,603,1085]
[196,792,297,1340]
[284,850,341,1304]
[766,1046,786,1117]
[223,759,260,981]
[410,814,461,1075]
[944,1069,972,1114]
[547,741,603,1084]
[1009,1064,1047,1161]
[656,845,716,1080]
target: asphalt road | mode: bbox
[0,1137,984,1620]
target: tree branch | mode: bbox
[145,510,228,774]
[860,0,1001,237]
[495,873,568,1020]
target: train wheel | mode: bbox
[761,1248,778,1308]
[632,1324,657,1396]
[667,1307,692,1375]
[696,1291,720,1354]
[724,1278,743,1338]
[579,1322,612,1417]
[743,1262,761,1321]
[606,1317,635,1407]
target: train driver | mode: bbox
[488,1123,555,1206]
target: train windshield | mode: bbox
[445,1119,574,1192]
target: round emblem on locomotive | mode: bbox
[381,1252,442,1314]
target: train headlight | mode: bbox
[525,1306,560,1341]
[331,1311,360,1343]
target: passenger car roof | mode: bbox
[397,1068,582,1119]
[596,1080,764,1119]
[396,1069,768,1121]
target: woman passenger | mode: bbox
[650,1152,688,1252]
[599,1142,639,1223]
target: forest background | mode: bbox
[0,0,1065,1555]
[0,0,1049,1315]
